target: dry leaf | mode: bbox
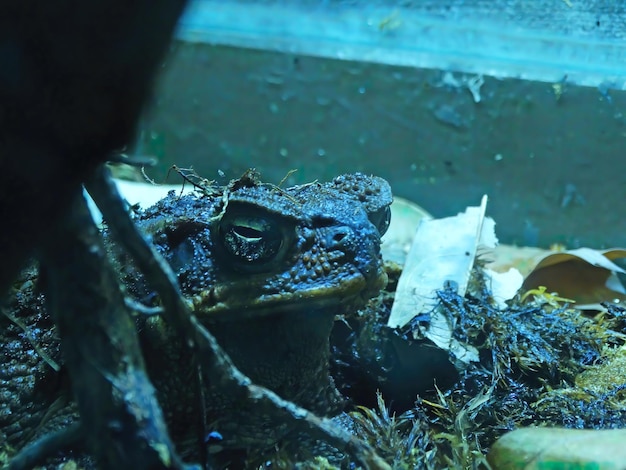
[522,248,626,305]
[388,196,493,333]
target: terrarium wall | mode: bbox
[137,42,626,249]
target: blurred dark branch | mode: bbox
[0,1,191,467]
[86,166,391,470]
[0,0,188,295]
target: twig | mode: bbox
[278,168,298,187]
[39,191,193,470]
[124,297,164,317]
[8,423,84,470]
[0,307,60,372]
[85,165,391,470]
[108,153,158,168]
[167,165,215,195]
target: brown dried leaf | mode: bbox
[522,248,626,305]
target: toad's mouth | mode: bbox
[190,268,388,320]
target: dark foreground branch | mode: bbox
[0,0,188,296]
[39,191,196,470]
[86,166,391,470]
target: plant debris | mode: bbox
[318,263,626,469]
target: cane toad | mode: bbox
[0,171,392,462]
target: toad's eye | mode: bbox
[217,203,294,272]
[369,205,391,236]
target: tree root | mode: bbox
[38,190,195,470]
[7,423,83,470]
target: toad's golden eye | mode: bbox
[216,202,294,272]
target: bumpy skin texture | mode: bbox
[1,172,392,458]
[125,172,392,452]
[0,273,70,447]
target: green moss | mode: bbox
[281,268,626,468]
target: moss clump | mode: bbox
[294,266,626,469]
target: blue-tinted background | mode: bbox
[136,0,626,248]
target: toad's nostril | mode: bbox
[333,232,347,243]
[328,227,353,248]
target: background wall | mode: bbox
[137,43,626,249]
